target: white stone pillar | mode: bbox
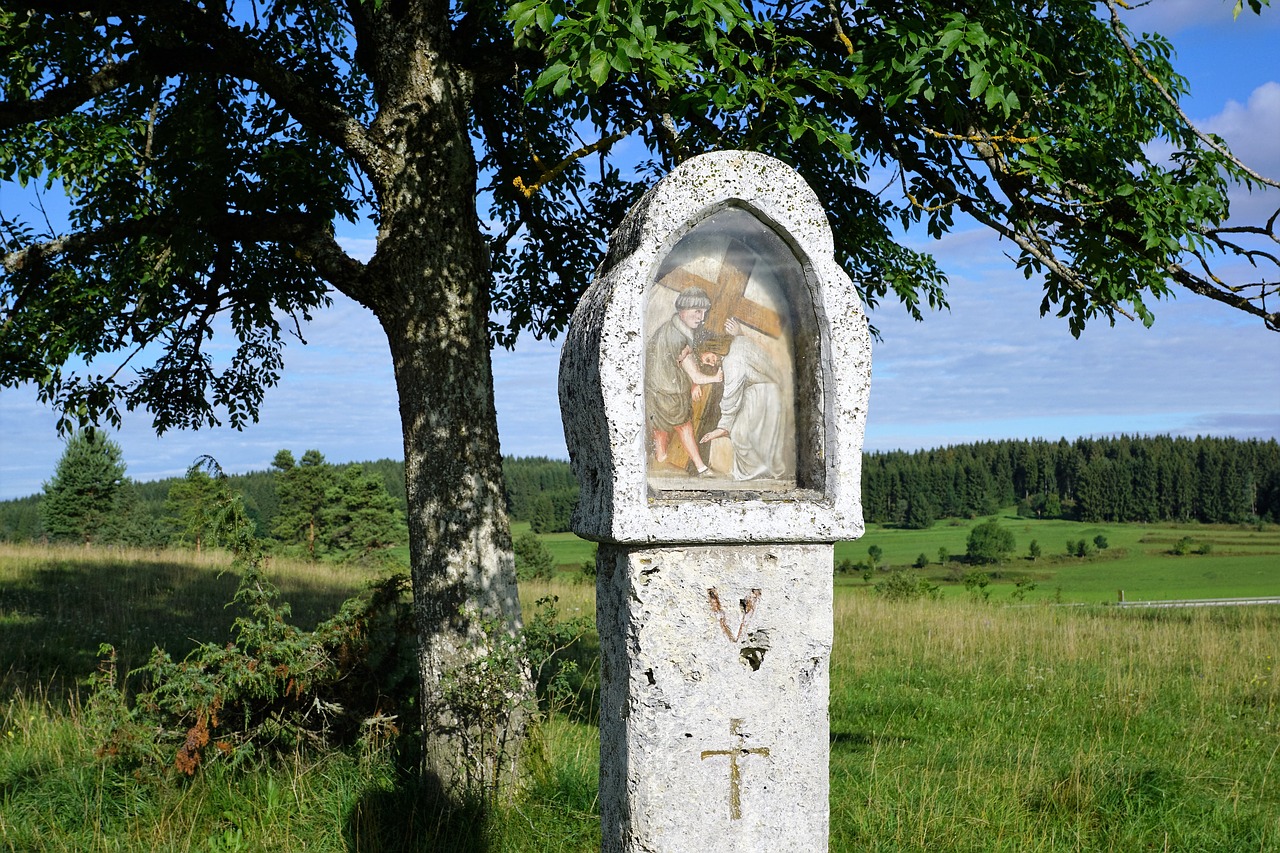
[560,151,870,853]
[598,544,833,851]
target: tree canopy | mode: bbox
[1,1,1276,434]
[2,0,1276,791]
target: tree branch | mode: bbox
[3,211,365,290]
[15,1,389,181]
[0,58,143,129]
[1102,0,1280,191]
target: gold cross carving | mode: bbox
[699,718,771,821]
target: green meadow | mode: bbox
[839,515,1280,603]
[2,525,1278,850]
[524,514,1280,604]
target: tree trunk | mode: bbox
[343,1,525,794]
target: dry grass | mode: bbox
[0,542,375,701]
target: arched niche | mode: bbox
[642,204,823,496]
[560,151,869,545]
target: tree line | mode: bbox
[4,435,1276,549]
[0,443,580,546]
[1,434,408,563]
[862,435,1280,527]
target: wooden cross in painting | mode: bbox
[655,240,784,470]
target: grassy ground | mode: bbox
[0,544,374,702]
[2,539,1278,850]
[838,514,1280,604]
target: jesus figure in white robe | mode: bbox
[697,320,794,481]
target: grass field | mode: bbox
[837,514,1280,603]
[522,514,1280,605]
[1,533,1278,851]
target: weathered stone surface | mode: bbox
[597,544,832,853]
[559,150,871,545]
[560,151,868,853]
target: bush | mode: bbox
[967,520,1015,564]
[963,571,991,602]
[1010,579,1037,602]
[514,531,556,580]
[874,570,939,601]
[913,553,929,569]
[93,563,418,775]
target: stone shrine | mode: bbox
[560,150,871,852]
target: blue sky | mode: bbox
[2,3,1278,500]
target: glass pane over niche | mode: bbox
[643,206,817,495]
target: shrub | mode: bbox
[93,562,418,775]
[514,531,555,580]
[874,570,939,601]
[967,520,1015,564]
[1010,579,1037,602]
[913,553,929,569]
[963,571,991,602]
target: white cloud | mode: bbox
[865,226,1279,448]
[1204,81,1280,171]
[1123,0,1279,36]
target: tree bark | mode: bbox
[340,0,525,794]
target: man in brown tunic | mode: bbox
[645,287,721,475]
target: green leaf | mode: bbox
[588,49,610,87]
[968,68,990,101]
[532,62,572,92]
[535,2,556,33]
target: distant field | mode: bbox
[841,513,1280,604]
[525,514,1280,605]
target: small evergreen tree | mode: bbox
[40,431,128,545]
[514,531,556,580]
[321,465,409,563]
[1028,539,1042,562]
[272,450,334,560]
[165,465,231,552]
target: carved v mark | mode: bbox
[708,587,762,642]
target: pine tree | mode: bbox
[272,450,333,560]
[321,465,409,563]
[513,531,556,580]
[165,466,231,552]
[39,431,128,545]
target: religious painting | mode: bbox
[644,206,812,493]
